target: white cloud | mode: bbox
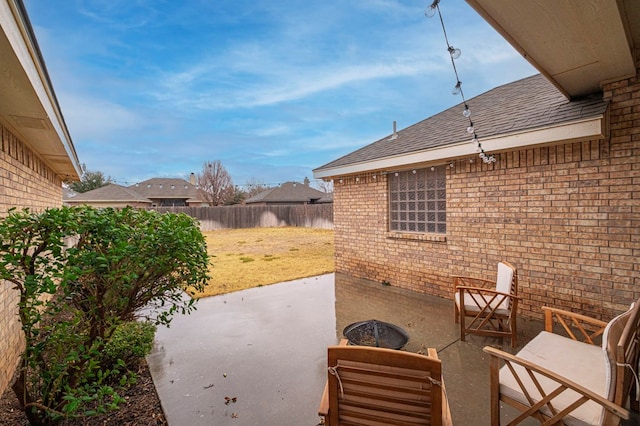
[59,94,146,140]
[24,0,536,186]
[153,53,436,111]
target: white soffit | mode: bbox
[0,0,81,179]
[465,0,637,99]
[312,116,605,179]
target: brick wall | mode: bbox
[0,123,63,397]
[333,62,639,322]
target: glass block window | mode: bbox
[389,166,446,233]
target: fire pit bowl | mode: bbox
[342,319,409,350]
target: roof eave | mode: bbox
[0,0,82,181]
[313,115,606,179]
[464,0,638,99]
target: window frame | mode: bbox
[388,165,447,235]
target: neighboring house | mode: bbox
[313,1,640,322]
[245,178,333,205]
[0,0,82,396]
[130,177,208,207]
[64,177,209,208]
[64,183,152,208]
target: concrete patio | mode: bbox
[147,273,637,425]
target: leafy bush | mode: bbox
[103,321,156,368]
[0,206,210,425]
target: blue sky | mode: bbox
[24,0,535,189]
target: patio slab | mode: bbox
[147,274,336,425]
[148,272,638,425]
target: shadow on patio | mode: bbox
[148,272,637,425]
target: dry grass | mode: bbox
[191,227,334,298]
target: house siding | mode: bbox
[0,123,63,397]
[333,60,639,322]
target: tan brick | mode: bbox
[332,62,640,323]
[0,123,63,396]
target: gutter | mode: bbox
[313,114,606,179]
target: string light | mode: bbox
[425,0,496,164]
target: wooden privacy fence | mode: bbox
[148,204,333,231]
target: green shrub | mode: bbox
[103,321,156,368]
[0,206,210,425]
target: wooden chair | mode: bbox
[453,261,520,347]
[318,341,452,425]
[483,300,640,425]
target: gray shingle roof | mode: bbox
[314,74,608,171]
[65,183,151,203]
[129,178,202,201]
[64,178,207,204]
[245,182,328,204]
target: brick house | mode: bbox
[313,1,640,321]
[0,0,82,396]
[65,177,209,208]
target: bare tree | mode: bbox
[244,177,272,198]
[196,160,234,206]
[314,179,334,194]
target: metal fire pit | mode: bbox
[343,319,409,350]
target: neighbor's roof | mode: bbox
[245,182,328,204]
[313,74,608,178]
[129,178,204,202]
[65,183,151,203]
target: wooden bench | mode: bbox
[483,301,640,425]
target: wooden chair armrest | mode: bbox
[483,345,629,422]
[456,286,522,300]
[453,275,495,290]
[542,306,608,344]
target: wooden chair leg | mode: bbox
[510,300,518,348]
[489,354,501,425]
[460,308,466,342]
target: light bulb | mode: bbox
[448,46,461,59]
[466,125,474,134]
[452,81,462,95]
[470,137,478,145]
[424,0,439,18]
[479,152,486,159]
[463,107,471,118]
